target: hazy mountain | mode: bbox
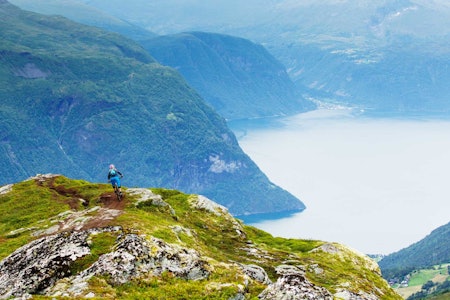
[71,0,450,114]
[0,175,402,299]
[378,221,450,280]
[8,0,157,41]
[0,1,304,215]
[141,31,315,120]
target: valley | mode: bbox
[393,264,450,299]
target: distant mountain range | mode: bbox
[39,0,450,115]
[0,1,305,215]
[9,0,315,121]
[379,221,450,280]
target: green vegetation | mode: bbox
[408,265,449,287]
[0,175,402,299]
[390,264,450,300]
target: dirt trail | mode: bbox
[34,175,128,232]
[80,192,127,230]
[98,192,127,210]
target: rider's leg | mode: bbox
[116,177,122,194]
[111,177,119,192]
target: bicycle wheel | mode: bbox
[114,183,121,201]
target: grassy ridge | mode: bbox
[0,175,402,299]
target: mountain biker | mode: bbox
[107,164,123,196]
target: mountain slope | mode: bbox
[140,32,315,120]
[0,1,304,215]
[379,221,450,280]
[0,175,402,299]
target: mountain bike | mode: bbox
[113,182,123,201]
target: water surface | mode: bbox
[231,109,450,254]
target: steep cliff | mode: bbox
[0,175,401,299]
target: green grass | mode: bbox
[409,265,450,286]
[0,179,70,259]
[245,225,323,253]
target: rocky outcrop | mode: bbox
[258,265,333,300]
[190,195,247,239]
[0,228,95,299]
[0,227,209,299]
[127,188,168,207]
[0,184,13,195]
[239,263,272,285]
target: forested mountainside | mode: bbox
[0,175,402,299]
[9,0,315,121]
[140,32,315,120]
[379,221,450,280]
[0,1,304,215]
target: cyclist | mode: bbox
[107,164,123,196]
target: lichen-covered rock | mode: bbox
[0,226,209,299]
[190,195,229,216]
[258,265,333,300]
[239,264,271,285]
[127,188,176,216]
[190,195,246,239]
[146,236,210,280]
[47,234,210,297]
[127,188,168,207]
[0,230,92,299]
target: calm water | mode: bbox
[230,109,450,254]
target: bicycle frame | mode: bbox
[113,182,122,201]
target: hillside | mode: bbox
[379,221,450,280]
[0,1,304,216]
[0,175,402,299]
[140,32,315,120]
